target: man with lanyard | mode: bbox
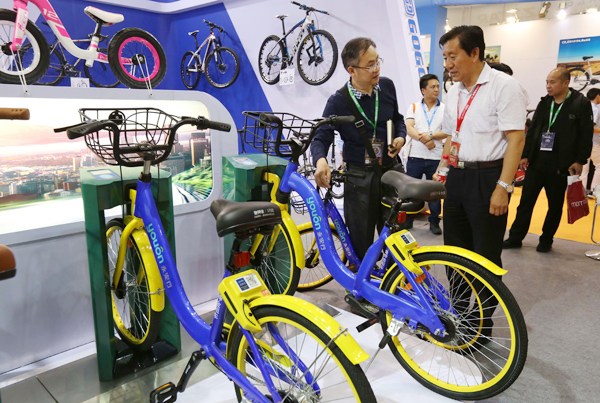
[435,25,527,341]
[311,37,406,259]
[503,67,593,252]
[405,73,446,235]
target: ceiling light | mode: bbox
[506,8,517,13]
[444,19,451,33]
[505,8,518,24]
[539,1,551,18]
[585,7,598,14]
[557,2,567,19]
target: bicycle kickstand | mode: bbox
[150,350,206,403]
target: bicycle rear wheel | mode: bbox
[35,44,65,85]
[568,67,589,92]
[258,35,285,85]
[297,224,340,291]
[108,28,167,89]
[180,50,201,89]
[106,218,163,351]
[244,223,300,295]
[0,9,49,84]
[205,46,240,88]
[379,252,527,400]
[84,51,119,88]
[226,305,375,402]
[297,29,338,86]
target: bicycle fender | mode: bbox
[411,245,508,276]
[280,210,305,269]
[248,295,369,365]
[130,229,166,311]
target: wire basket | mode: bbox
[78,107,179,166]
[239,111,318,156]
[290,191,308,215]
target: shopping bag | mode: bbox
[566,175,589,224]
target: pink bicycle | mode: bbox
[0,0,166,89]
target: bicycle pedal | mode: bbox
[150,382,177,403]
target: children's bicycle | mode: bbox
[56,108,375,402]
[258,1,337,86]
[0,1,166,89]
[240,111,529,401]
[180,19,240,89]
[35,22,119,88]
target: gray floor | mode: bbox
[2,216,600,402]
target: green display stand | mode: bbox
[80,166,180,382]
[222,154,288,202]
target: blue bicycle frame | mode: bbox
[134,178,314,403]
[278,161,450,335]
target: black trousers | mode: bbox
[443,165,505,330]
[344,166,393,259]
[508,165,568,245]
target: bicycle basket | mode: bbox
[290,191,308,215]
[239,111,318,156]
[78,107,179,166]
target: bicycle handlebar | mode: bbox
[291,1,329,15]
[0,108,30,120]
[203,19,224,33]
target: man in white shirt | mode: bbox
[404,74,446,234]
[580,88,600,194]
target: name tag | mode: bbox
[540,131,555,151]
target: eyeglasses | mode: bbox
[352,58,383,73]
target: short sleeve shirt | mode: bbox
[405,100,445,160]
[441,63,528,162]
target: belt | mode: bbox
[454,159,504,170]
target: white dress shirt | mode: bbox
[405,100,445,160]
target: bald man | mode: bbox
[503,67,593,252]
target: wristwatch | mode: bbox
[496,180,514,193]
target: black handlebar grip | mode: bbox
[330,115,355,125]
[207,120,231,132]
[59,120,115,140]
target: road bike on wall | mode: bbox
[568,56,600,92]
[35,23,119,87]
[0,0,166,89]
[240,111,528,400]
[180,19,240,89]
[258,1,337,86]
[56,108,375,403]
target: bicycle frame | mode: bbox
[188,32,218,73]
[278,161,450,335]
[278,14,315,63]
[10,0,109,64]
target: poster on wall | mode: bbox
[484,46,501,64]
[556,36,600,94]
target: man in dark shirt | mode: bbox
[503,67,593,252]
[311,37,406,258]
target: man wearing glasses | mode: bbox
[311,37,406,259]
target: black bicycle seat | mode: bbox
[210,200,282,238]
[381,171,446,202]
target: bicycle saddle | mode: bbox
[381,171,446,202]
[0,245,16,280]
[188,30,200,37]
[276,15,288,20]
[84,6,124,25]
[210,200,282,238]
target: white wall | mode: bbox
[480,13,600,108]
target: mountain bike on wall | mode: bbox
[0,0,166,89]
[180,19,240,89]
[568,56,600,92]
[35,23,119,87]
[258,1,338,86]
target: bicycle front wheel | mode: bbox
[258,35,285,85]
[297,224,341,291]
[297,29,338,86]
[205,46,240,88]
[180,50,201,89]
[0,9,49,84]
[568,67,589,92]
[379,251,528,400]
[84,51,119,88]
[245,223,300,295]
[226,305,375,402]
[106,218,163,351]
[108,28,167,89]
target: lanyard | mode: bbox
[348,82,379,137]
[421,100,439,132]
[456,84,481,134]
[548,91,571,130]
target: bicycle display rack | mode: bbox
[238,111,318,156]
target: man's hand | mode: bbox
[519,158,529,171]
[568,162,583,176]
[387,137,405,158]
[314,158,332,188]
[489,187,509,216]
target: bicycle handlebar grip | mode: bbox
[329,115,355,126]
[61,120,116,140]
[197,117,231,132]
[0,108,30,120]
